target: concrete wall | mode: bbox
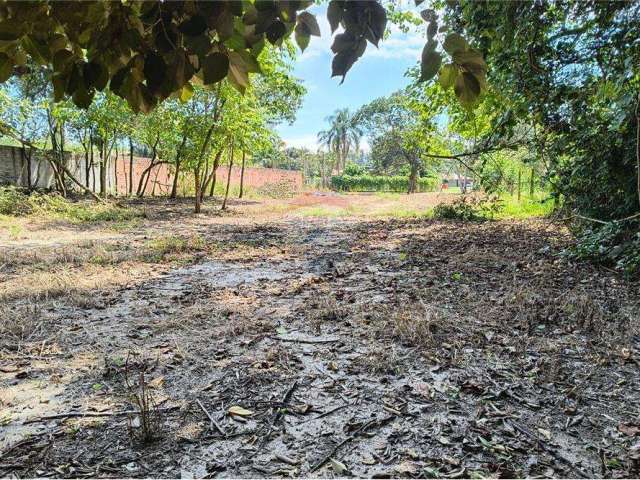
[0,145,303,196]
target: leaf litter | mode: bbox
[1,216,639,478]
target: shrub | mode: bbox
[0,186,143,223]
[569,220,640,278]
[0,186,32,215]
[330,174,437,192]
[433,195,504,221]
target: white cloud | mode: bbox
[282,134,320,150]
[297,6,427,63]
[282,135,370,154]
[365,30,425,61]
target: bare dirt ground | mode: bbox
[1,193,639,478]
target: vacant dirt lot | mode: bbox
[1,193,639,478]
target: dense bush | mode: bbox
[433,195,504,221]
[569,220,640,278]
[331,174,437,192]
[0,186,142,223]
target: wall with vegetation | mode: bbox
[0,145,303,196]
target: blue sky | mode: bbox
[275,4,426,151]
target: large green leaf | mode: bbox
[420,42,441,81]
[297,11,320,36]
[202,52,229,85]
[327,1,344,33]
[179,15,208,37]
[453,50,487,74]
[294,24,310,52]
[0,53,13,82]
[179,82,193,102]
[266,20,286,44]
[438,63,458,90]
[143,52,166,93]
[454,71,481,106]
[227,61,249,94]
[331,37,366,81]
[443,33,468,55]
[83,61,108,91]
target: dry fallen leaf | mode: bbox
[147,376,165,389]
[228,405,254,417]
[394,461,418,475]
[537,428,552,440]
[361,455,377,465]
[618,423,640,437]
[329,458,348,474]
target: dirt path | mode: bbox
[1,216,639,478]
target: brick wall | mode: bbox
[212,164,304,191]
[0,144,303,196]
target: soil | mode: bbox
[1,195,639,478]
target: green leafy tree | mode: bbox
[0,1,391,112]
[317,108,361,175]
[356,92,441,193]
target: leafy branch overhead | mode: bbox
[0,0,481,112]
[416,7,487,107]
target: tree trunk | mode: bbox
[222,145,234,210]
[529,168,535,196]
[194,167,202,213]
[204,148,223,198]
[170,134,187,199]
[193,123,216,212]
[90,138,95,192]
[83,134,90,188]
[408,162,419,194]
[99,143,107,198]
[21,146,32,189]
[517,167,522,201]
[151,167,160,196]
[128,137,134,196]
[239,150,246,198]
[59,122,66,188]
[137,135,159,197]
[171,158,181,199]
[114,143,119,196]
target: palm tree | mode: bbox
[317,108,361,175]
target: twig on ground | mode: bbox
[310,415,396,472]
[270,335,340,344]
[273,380,298,424]
[299,403,350,424]
[20,406,179,425]
[196,398,226,437]
[509,420,590,478]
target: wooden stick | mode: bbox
[270,336,340,345]
[196,398,226,437]
[509,420,590,478]
[310,415,395,472]
[21,406,179,424]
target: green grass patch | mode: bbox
[292,205,365,218]
[368,206,434,219]
[497,193,554,219]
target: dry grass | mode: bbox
[360,300,451,349]
[352,344,404,375]
[306,293,348,333]
[0,263,144,302]
[0,300,46,347]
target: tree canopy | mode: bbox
[0,1,488,113]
